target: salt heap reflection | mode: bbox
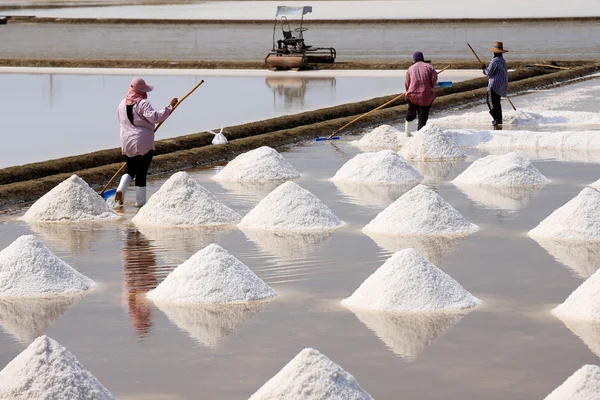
[409,160,462,182]
[455,184,543,212]
[333,181,417,209]
[364,233,466,265]
[241,228,335,260]
[214,180,282,204]
[532,238,600,278]
[28,221,103,254]
[558,318,600,358]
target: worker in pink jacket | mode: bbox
[404,51,438,136]
[115,77,177,206]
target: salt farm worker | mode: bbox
[482,41,509,127]
[115,77,177,206]
[404,51,438,136]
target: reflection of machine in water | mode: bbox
[265,76,336,112]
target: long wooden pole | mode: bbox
[324,65,451,140]
[467,43,517,111]
[99,79,204,196]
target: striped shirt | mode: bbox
[483,56,508,97]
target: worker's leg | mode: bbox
[405,101,417,137]
[134,150,154,207]
[417,105,431,130]
[491,90,503,124]
[486,91,497,124]
[115,155,137,205]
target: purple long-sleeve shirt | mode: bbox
[117,99,172,157]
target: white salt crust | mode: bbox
[0,335,115,399]
[544,365,600,400]
[342,248,481,312]
[363,184,479,236]
[349,124,404,149]
[433,110,600,127]
[0,235,95,297]
[330,150,423,184]
[212,146,300,182]
[553,266,600,322]
[22,175,118,222]
[453,152,549,186]
[529,187,600,241]
[146,244,277,304]
[132,171,241,227]
[248,348,373,400]
[399,124,466,161]
[238,181,344,231]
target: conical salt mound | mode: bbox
[0,335,115,399]
[362,184,478,236]
[591,178,600,190]
[248,348,373,400]
[238,181,344,231]
[22,175,118,222]
[0,235,95,297]
[132,171,241,227]
[553,267,600,322]
[342,248,481,312]
[146,244,277,304]
[544,365,600,400]
[213,146,300,182]
[330,150,423,184]
[399,124,466,161]
[350,124,403,149]
[453,152,549,186]
[529,187,600,241]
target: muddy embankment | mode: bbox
[1,62,599,209]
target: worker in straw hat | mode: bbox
[482,41,509,127]
[404,51,438,136]
[115,77,177,207]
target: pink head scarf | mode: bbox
[125,77,154,105]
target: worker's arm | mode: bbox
[430,68,438,88]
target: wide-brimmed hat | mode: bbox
[130,77,154,92]
[489,41,508,53]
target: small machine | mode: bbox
[265,6,336,70]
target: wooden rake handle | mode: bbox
[99,79,204,195]
[326,65,451,140]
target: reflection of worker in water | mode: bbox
[482,42,509,127]
[122,229,159,339]
[404,51,438,136]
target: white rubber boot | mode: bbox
[135,186,147,207]
[115,174,132,205]
[405,121,412,137]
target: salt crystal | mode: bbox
[248,348,373,400]
[363,184,478,236]
[553,266,600,322]
[0,235,95,297]
[238,181,344,231]
[342,248,481,312]
[350,124,404,150]
[544,365,600,400]
[528,188,600,241]
[213,146,300,182]
[453,152,549,186]
[399,124,466,161]
[22,175,118,222]
[146,244,277,304]
[0,335,115,399]
[330,150,423,184]
[132,171,241,227]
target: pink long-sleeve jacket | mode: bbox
[117,99,172,157]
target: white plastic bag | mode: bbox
[210,127,228,145]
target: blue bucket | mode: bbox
[435,81,452,88]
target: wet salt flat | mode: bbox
[2,78,600,398]
[0,68,481,167]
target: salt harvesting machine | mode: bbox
[265,6,337,70]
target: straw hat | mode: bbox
[489,41,508,53]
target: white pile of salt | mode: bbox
[363,184,478,236]
[399,124,466,161]
[238,181,344,231]
[213,146,300,182]
[342,248,481,312]
[432,110,600,127]
[349,124,404,149]
[544,365,600,400]
[146,244,276,304]
[330,150,423,184]
[553,266,600,322]
[0,235,94,297]
[248,348,373,400]
[453,152,549,186]
[529,187,600,241]
[132,171,241,226]
[0,335,115,399]
[22,175,118,222]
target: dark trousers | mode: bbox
[406,101,431,130]
[123,150,154,187]
[486,90,503,125]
